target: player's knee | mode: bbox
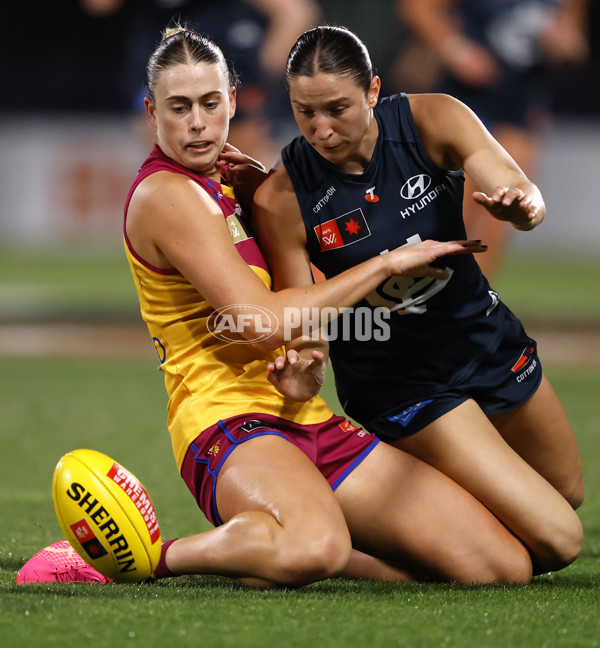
[490,545,533,585]
[549,456,585,510]
[543,514,583,571]
[303,531,352,579]
[275,530,352,586]
[562,478,585,511]
[530,510,583,574]
[463,542,532,586]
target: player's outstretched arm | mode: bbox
[252,166,488,349]
[409,93,546,232]
[385,239,488,277]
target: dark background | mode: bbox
[1,0,598,115]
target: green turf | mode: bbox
[0,248,137,319]
[1,358,599,648]
[491,250,600,322]
[1,248,598,646]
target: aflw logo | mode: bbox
[400,174,432,200]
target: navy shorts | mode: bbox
[367,317,543,442]
[180,413,379,526]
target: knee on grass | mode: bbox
[561,478,585,511]
[487,548,533,585]
[532,513,584,573]
[272,529,352,586]
[458,543,533,586]
[222,512,352,586]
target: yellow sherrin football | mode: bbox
[52,449,161,582]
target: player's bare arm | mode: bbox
[129,167,486,350]
[252,174,331,398]
[409,93,546,231]
[253,165,315,291]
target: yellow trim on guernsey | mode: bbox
[124,242,333,470]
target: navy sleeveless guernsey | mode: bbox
[282,93,520,430]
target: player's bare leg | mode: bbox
[392,399,583,574]
[490,373,584,509]
[335,442,533,584]
[164,436,352,587]
[344,549,415,583]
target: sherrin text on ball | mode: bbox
[52,449,161,582]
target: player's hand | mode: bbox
[217,143,269,210]
[266,349,326,402]
[385,239,488,280]
[472,185,545,231]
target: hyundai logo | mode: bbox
[400,174,432,200]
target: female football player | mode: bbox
[251,25,583,576]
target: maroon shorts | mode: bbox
[180,413,379,526]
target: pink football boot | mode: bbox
[16,540,113,584]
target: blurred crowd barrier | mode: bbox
[512,119,600,256]
[0,116,146,250]
[0,114,599,254]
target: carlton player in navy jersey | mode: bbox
[253,25,583,574]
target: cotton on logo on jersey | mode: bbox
[512,345,536,373]
[314,209,371,251]
[312,186,337,212]
[511,345,538,384]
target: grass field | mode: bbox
[0,359,599,647]
[1,249,599,647]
